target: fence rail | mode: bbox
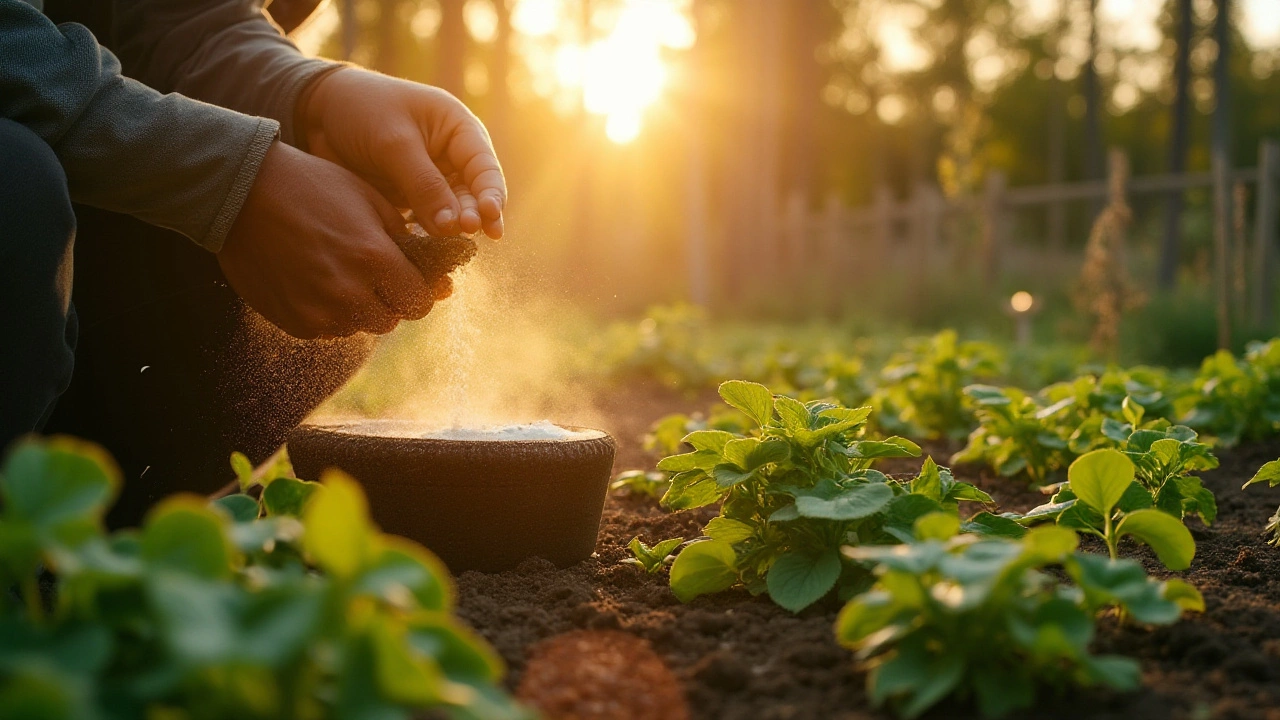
[741,140,1280,323]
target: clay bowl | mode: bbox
[286,420,616,572]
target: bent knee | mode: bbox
[0,119,74,251]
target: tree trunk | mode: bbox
[375,0,399,76]
[486,0,512,151]
[1082,0,1103,190]
[1211,0,1233,347]
[436,0,467,97]
[1158,0,1194,289]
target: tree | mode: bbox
[1158,0,1194,289]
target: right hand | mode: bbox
[218,142,450,340]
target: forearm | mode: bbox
[113,0,339,146]
[0,0,277,251]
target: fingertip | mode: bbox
[432,207,459,235]
[460,208,482,234]
[483,216,504,240]
[478,192,503,219]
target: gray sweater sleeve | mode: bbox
[0,0,278,251]
[112,0,343,147]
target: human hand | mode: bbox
[297,68,506,239]
[218,141,452,340]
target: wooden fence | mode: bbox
[709,139,1280,326]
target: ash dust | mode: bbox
[312,251,610,435]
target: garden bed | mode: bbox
[454,388,1280,720]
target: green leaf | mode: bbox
[704,517,755,543]
[766,548,842,612]
[262,476,319,517]
[791,481,895,521]
[913,512,960,541]
[303,470,373,577]
[1085,655,1142,691]
[657,451,718,473]
[722,438,789,471]
[230,451,255,493]
[1162,578,1204,612]
[1244,459,1280,489]
[1172,476,1217,526]
[1,438,119,542]
[661,471,723,510]
[141,497,234,579]
[369,615,445,705]
[910,457,942,501]
[212,494,260,523]
[358,536,454,611]
[773,396,811,430]
[947,482,993,505]
[1122,396,1145,427]
[718,380,775,427]
[847,437,922,460]
[1115,509,1196,571]
[965,385,1012,405]
[669,540,738,602]
[683,430,737,454]
[711,464,756,489]
[961,512,1027,539]
[1068,449,1135,517]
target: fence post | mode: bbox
[1252,140,1279,327]
[1213,150,1233,350]
[981,171,1007,283]
[874,185,894,263]
[912,182,943,271]
[783,191,807,287]
[822,193,845,310]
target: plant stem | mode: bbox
[1104,511,1117,560]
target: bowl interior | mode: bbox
[305,418,608,443]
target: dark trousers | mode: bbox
[0,119,373,526]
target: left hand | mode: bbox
[297,68,506,239]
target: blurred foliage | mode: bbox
[0,438,527,720]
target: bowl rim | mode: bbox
[292,419,612,446]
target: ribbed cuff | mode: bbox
[277,59,349,148]
[203,117,279,253]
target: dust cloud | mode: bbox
[311,247,610,434]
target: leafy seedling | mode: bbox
[838,524,1200,719]
[0,437,530,720]
[610,470,671,499]
[1243,459,1280,546]
[1055,449,1195,570]
[624,537,685,573]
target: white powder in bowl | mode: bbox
[419,421,599,441]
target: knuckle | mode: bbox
[412,169,450,197]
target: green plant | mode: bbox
[951,385,1072,484]
[662,381,1001,612]
[1032,449,1196,570]
[871,330,1004,441]
[0,437,527,720]
[1243,459,1280,546]
[1112,423,1218,525]
[837,524,1202,719]
[623,537,684,573]
[609,470,671,499]
[1178,340,1280,446]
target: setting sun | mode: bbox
[525,0,694,143]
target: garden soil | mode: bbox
[454,386,1280,720]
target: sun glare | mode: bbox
[532,0,694,144]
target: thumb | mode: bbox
[389,146,461,236]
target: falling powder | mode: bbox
[436,264,481,426]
